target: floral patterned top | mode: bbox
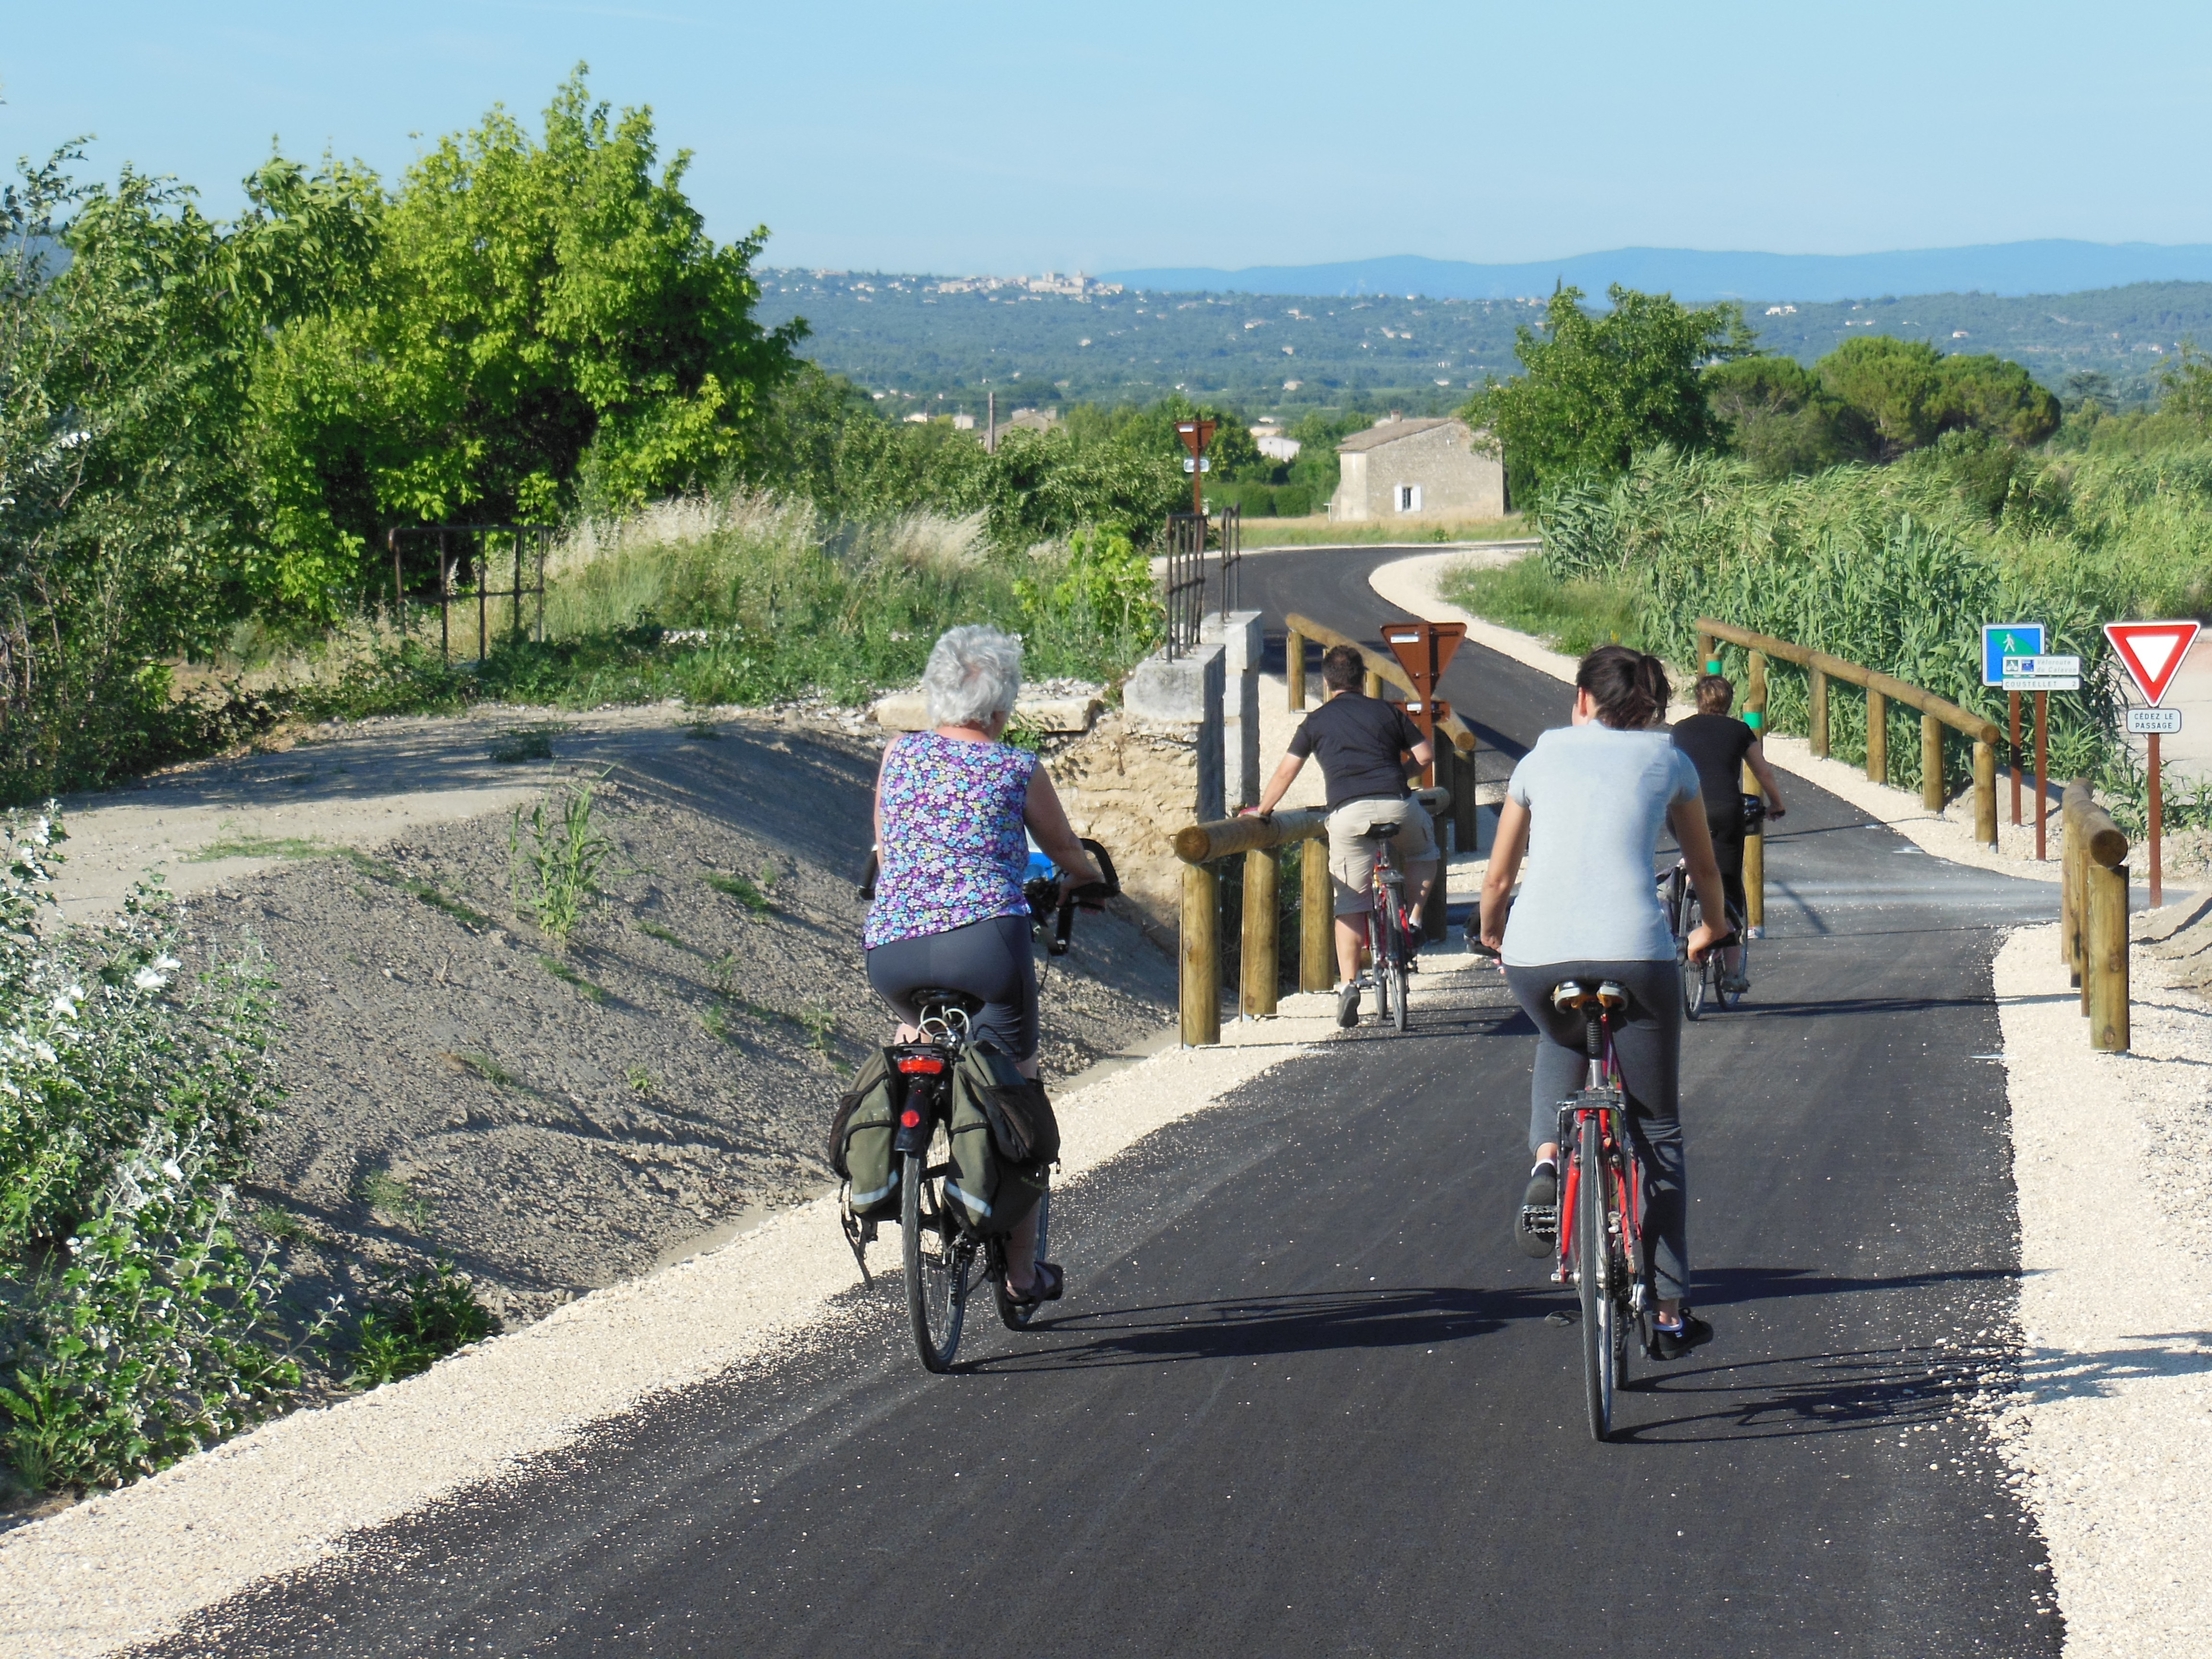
[864,732,1040,949]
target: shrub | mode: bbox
[509,781,613,946]
[345,1256,498,1389]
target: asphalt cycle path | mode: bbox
[152,548,2063,1656]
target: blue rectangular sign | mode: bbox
[1983,622,2046,687]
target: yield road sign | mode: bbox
[2103,620,2201,706]
[1982,623,2045,687]
[2002,655,2080,677]
[2127,707,2183,734]
[1381,620,1466,692]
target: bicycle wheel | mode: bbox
[902,1134,971,1372]
[1716,904,1750,1010]
[1678,890,1707,1022]
[1577,1112,1615,1442]
[993,1188,1051,1332]
[1366,907,1390,1028]
[1387,898,1410,1035]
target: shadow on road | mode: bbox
[962,1285,1558,1371]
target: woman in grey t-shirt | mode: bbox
[1476,646,1730,1360]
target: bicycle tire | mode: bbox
[1679,890,1707,1022]
[1577,1112,1615,1442]
[993,1188,1051,1332]
[1716,904,1750,1010]
[902,1138,969,1372]
[1367,907,1390,1028]
[1388,897,1410,1034]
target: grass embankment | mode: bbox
[1441,440,2212,825]
[213,497,1159,737]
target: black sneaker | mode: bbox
[1515,1167,1557,1258]
[1647,1311,1713,1361]
[1336,981,1361,1028]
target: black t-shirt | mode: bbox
[1289,692,1426,809]
[1671,714,1755,816]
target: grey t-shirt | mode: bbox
[1500,725,1701,967]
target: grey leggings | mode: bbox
[1504,959,1689,1301]
[866,913,1038,1061]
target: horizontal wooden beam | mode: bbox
[1696,617,2000,745]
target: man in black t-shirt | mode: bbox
[1248,644,1437,1026]
[1671,673,1787,989]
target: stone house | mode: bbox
[1328,415,1506,522]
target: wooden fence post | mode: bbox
[1451,739,1479,854]
[1363,667,1383,700]
[1300,836,1333,993]
[1287,627,1306,711]
[1696,628,1716,667]
[1866,689,1887,783]
[1809,667,1829,758]
[1972,740,1997,849]
[2086,859,2130,1053]
[1181,861,1220,1046]
[1921,713,1945,812]
[1241,846,1279,1018]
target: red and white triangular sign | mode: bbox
[2104,620,2202,707]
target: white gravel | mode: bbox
[1990,920,2212,1651]
[0,943,1493,1656]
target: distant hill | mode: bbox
[1102,243,2212,305]
[755,272,2212,420]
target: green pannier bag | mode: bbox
[940,1040,1058,1237]
[827,1047,904,1221]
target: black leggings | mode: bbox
[1504,958,1690,1302]
[1706,806,1747,923]
[865,914,1038,1061]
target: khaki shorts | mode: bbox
[1326,796,1438,915]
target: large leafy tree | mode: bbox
[1815,336,2058,458]
[248,68,804,613]
[1703,355,1876,478]
[1460,284,1753,504]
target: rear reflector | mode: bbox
[900,1108,923,1128]
[896,1056,945,1075]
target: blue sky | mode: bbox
[4,1,2208,275]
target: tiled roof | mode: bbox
[1336,417,1460,453]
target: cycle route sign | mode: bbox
[1981,622,2044,687]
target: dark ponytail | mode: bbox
[1576,644,1670,730]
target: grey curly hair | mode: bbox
[922,625,1024,728]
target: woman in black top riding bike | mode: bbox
[1670,674,1787,993]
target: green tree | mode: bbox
[2155,339,2212,422]
[1814,337,2057,457]
[1703,355,1875,478]
[1931,353,2059,448]
[248,67,804,614]
[1459,284,1752,504]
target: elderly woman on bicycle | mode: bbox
[1478,645,1730,1360]
[864,624,1104,1309]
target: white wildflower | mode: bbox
[50,992,77,1018]
[160,1159,184,1182]
[33,1041,55,1064]
[31,817,49,846]
[134,966,169,991]
[0,1080,18,1096]
[153,953,180,972]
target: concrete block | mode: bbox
[1200,611,1263,807]
[1123,642,1223,727]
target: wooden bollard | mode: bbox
[1300,836,1333,993]
[1972,741,1997,849]
[1866,689,1887,784]
[2086,858,2130,1053]
[1451,736,1480,854]
[1241,845,1279,1018]
[1287,627,1306,711]
[1922,713,1945,812]
[1809,666,1830,758]
[1180,861,1220,1046]
[1363,667,1383,701]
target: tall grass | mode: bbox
[1525,441,2212,798]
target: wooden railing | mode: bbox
[1285,612,1479,756]
[1696,618,2002,850]
[1172,787,1451,1047]
[2061,780,2131,1052]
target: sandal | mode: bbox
[1004,1260,1065,1309]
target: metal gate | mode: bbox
[1163,505,1241,660]
[385,525,553,665]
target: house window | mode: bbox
[1395,483,1422,513]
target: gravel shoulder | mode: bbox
[1991,913,2212,1652]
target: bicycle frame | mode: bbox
[1551,1002,1647,1324]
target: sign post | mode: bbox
[2104,620,2202,907]
[2002,656,2080,860]
[1175,419,1216,517]
[1984,625,2044,831]
[1381,619,1466,786]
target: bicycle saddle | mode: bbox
[1358,822,1402,841]
[1550,980,1628,1011]
[910,986,986,1017]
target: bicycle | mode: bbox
[855,842,1118,1373]
[1358,820,1413,1034]
[1524,978,1650,1441]
[1661,859,1748,1020]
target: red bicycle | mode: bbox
[1538,979,1649,1440]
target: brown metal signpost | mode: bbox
[1380,620,1467,787]
[1175,419,1216,517]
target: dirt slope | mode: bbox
[110,707,1174,1331]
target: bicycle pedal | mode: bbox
[1518,1204,1557,1238]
